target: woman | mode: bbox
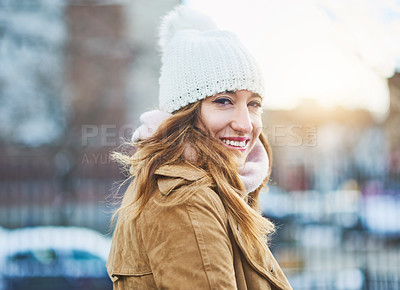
[107,6,292,290]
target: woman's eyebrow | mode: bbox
[224,90,236,95]
[218,91,261,99]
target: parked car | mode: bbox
[0,226,112,290]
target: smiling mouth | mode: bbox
[220,137,249,152]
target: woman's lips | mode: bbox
[220,137,249,152]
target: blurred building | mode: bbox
[264,95,396,194]
[0,0,179,232]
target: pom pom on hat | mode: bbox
[158,5,217,51]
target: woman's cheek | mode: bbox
[252,116,263,135]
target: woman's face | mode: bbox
[198,90,263,159]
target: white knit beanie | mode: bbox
[158,6,265,113]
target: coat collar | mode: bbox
[155,163,207,181]
[155,163,210,196]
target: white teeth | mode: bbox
[222,139,246,148]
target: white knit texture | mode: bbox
[158,8,264,113]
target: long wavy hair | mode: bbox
[111,100,275,257]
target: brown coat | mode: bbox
[106,163,292,289]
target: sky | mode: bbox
[185,0,400,120]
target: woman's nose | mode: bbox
[231,106,252,134]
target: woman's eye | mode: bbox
[212,98,232,105]
[249,101,262,108]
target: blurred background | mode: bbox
[0,0,399,289]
